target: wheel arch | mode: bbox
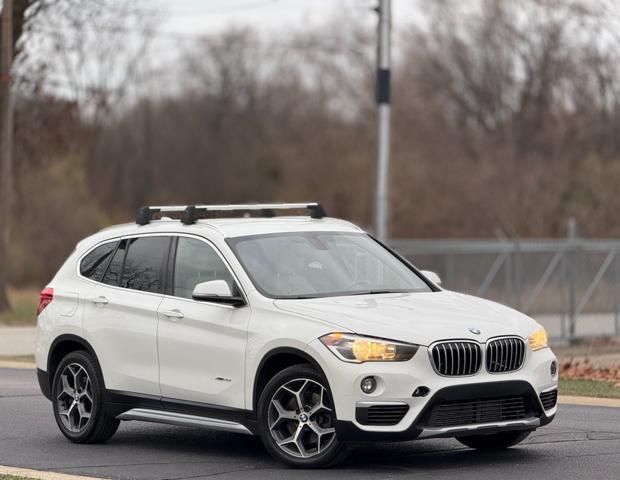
[252,347,330,414]
[47,334,103,389]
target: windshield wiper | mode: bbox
[349,290,402,296]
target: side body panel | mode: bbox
[82,283,162,395]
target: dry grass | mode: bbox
[0,288,39,326]
[559,379,620,398]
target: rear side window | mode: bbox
[102,240,127,286]
[80,242,117,282]
[121,237,170,293]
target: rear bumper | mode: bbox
[335,380,556,442]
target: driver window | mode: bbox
[174,238,234,299]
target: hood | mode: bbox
[274,291,538,346]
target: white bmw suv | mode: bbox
[36,203,558,468]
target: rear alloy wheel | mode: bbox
[457,430,531,450]
[56,363,94,433]
[258,365,348,467]
[52,350,120,443]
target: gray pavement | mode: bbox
[1,368,619,479]
[0,326,36,356]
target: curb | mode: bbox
[559,395,620,408]
[0,465,105,480]
[0,361,36,370]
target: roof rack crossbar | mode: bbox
[136,203,327,225]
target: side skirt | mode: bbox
[104,389,258,435]
[117,408,253,435]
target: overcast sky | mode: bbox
[156,0,420,36]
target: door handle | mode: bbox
[89,296,109,306]
[161,309,184,320]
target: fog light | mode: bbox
[360,376,377,394]
[550,360,557,376]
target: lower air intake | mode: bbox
[539,390,558,410]
[427,396,527,428]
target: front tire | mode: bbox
[52,350,120,443]
[456,430,531,450]
[257,364,349,468]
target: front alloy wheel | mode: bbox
[258,365,348,467]
[268,378,336,458]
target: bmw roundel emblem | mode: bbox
[469,328,481,335]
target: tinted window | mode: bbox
[80,242,117,282]
[102,240,127,286]
[121,237,170,293]
[174,237,234,299]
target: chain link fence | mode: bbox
[390,236,620,340]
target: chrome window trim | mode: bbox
[75,232,249,309]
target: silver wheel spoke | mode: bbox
[57,374,74,399]
[282,380,308,411]
[269,399,297,429]
[308,388,331,416]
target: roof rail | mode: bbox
[136,203,327,225]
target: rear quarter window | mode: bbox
[80,242,118,282]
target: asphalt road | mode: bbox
[1,368,619,480]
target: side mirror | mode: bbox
[421,270,442,286]
[192,280,245,307]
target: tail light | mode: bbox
[37,287,54,315]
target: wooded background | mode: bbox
[3,0,620,288]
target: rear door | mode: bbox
[157,235,250,409]
[82,235,171,396]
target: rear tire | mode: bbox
[52,350,119,443]
[456,430,531,450]
[257,364,349,468]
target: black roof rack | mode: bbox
[136,203,327,226]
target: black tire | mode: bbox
[257,364,349,468]
[51,350,120,444]
[456,430,531,450]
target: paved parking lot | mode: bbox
[1,368,619,479]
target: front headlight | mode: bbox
[528,327,549,351]
[319,333,419,363]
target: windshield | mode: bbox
[227,232,433,299]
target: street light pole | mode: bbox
[374,0,391,241]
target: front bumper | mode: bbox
[305,339,558,441]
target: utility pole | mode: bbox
[374,0,391,241]
[0,0,13,311]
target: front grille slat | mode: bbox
[428,396,527,428]
[486,337,526,373]
[431,341,482,376]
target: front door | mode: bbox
[157,236,250,409]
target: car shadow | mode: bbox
[105,423,543,474]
